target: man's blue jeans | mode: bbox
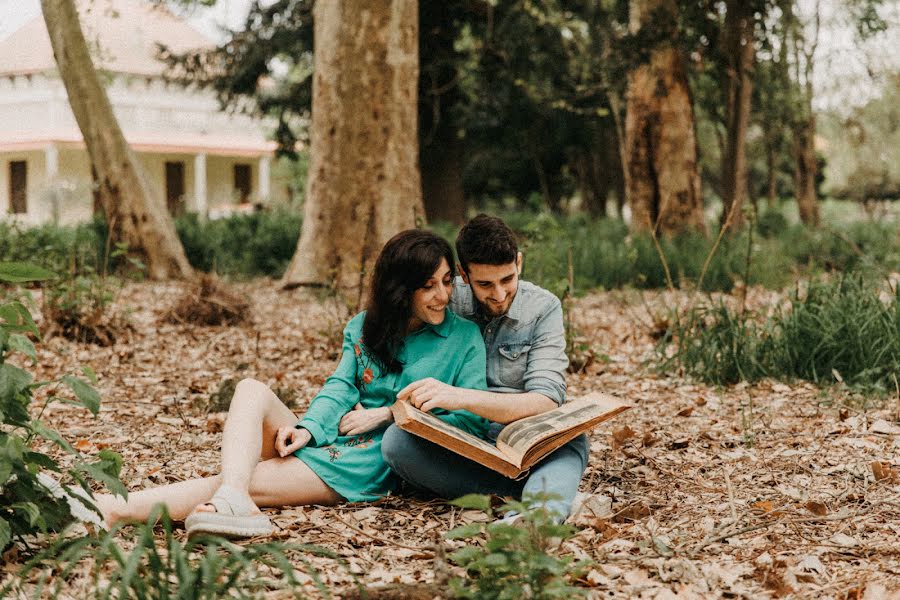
[382,424,589,520]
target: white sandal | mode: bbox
[185,485,273,538]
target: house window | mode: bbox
[234,164,252,203]
[9,161,27,214]
[165,161,185,216]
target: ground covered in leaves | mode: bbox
[10,281,900,598]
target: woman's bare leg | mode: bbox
[98,378,338,524]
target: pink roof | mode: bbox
[0,130,276,157]
[0,0,212,77]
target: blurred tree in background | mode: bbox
[164,0,898,241]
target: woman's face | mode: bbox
[408,257,453,330]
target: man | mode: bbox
[382,214,589,521]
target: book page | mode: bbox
[496,393,628,462]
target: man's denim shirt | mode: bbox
[449,277,568,406]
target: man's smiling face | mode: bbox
[460,252,522,318]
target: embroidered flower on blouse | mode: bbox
[355,337,377,390]
[327,447,342,463]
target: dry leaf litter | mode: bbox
[5,281,899,599]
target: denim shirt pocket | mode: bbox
[497,343,532,388]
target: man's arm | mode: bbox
[397,381,557,424]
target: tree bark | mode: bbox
[795,113,820,226]
[282,0,424,306]
[624,0,706,237]
[766,138,777,208]
[421,122,466,224]
[41,0,192,279]
[719,0,755,230]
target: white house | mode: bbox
[0,0,282,225]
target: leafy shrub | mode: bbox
[446,494,589,600]
[175,209,302,278]
[1,507,345,599]
[0,220,104,275]
[0,263,125,550]
[657,274,900,391]
[756,207,789,238]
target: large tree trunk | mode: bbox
[282,0,423,307]
[41,0,192,280]
[719,0,755,230]
[421,122,466,224]
[624,0,705,237]
[795,113,820,226]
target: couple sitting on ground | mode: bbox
[93,215,589,537]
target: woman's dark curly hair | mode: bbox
[362,229,454,373]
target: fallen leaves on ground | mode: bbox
[6,281,899,598]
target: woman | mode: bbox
[93,229,489,537]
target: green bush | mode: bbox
[657,274,900,391]
[0,263,125,550]
[175,210,301,278]
[1,507,345,599]
[446,494,589,600]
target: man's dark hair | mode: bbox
[363,229,455,373]
[455,214,518,273]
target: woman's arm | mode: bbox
[427,342,492,436]
[294,318,363,446]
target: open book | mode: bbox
[391,392,629,479]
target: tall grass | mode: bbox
[657,274,900,392]
[2,207,897,287]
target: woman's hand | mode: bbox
[338,404,393,436]
[275,427,312,457]
[397,378,466,413]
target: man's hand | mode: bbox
[275,426,312,457]
[397,378,467,413]
[338,403,393,436]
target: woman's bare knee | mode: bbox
[231,378,276,411]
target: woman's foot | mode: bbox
[185,484,273,538]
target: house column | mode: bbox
[45,144,59,181]
[258,155,270,202]
[45,144,60,222]
[193,152,207,216]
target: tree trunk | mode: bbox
[795,113,820,226]
[573,149,610,219]
[41,0,192,279]
[766,139,777,208]
[624,0,705,237]
[719,0,755,230]
[282,0,423,307]
[421,122,466,224]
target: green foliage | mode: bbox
[774,275,900,390]
[1,507,346,599]
[0,220,105,275]
[446,494,589,600]
[175,210,302,278]
[0,264,124,550]
[657,274,900,392]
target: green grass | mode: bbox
[657,274,900,392]
[2,508,347,599]
[1,202,896,288]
